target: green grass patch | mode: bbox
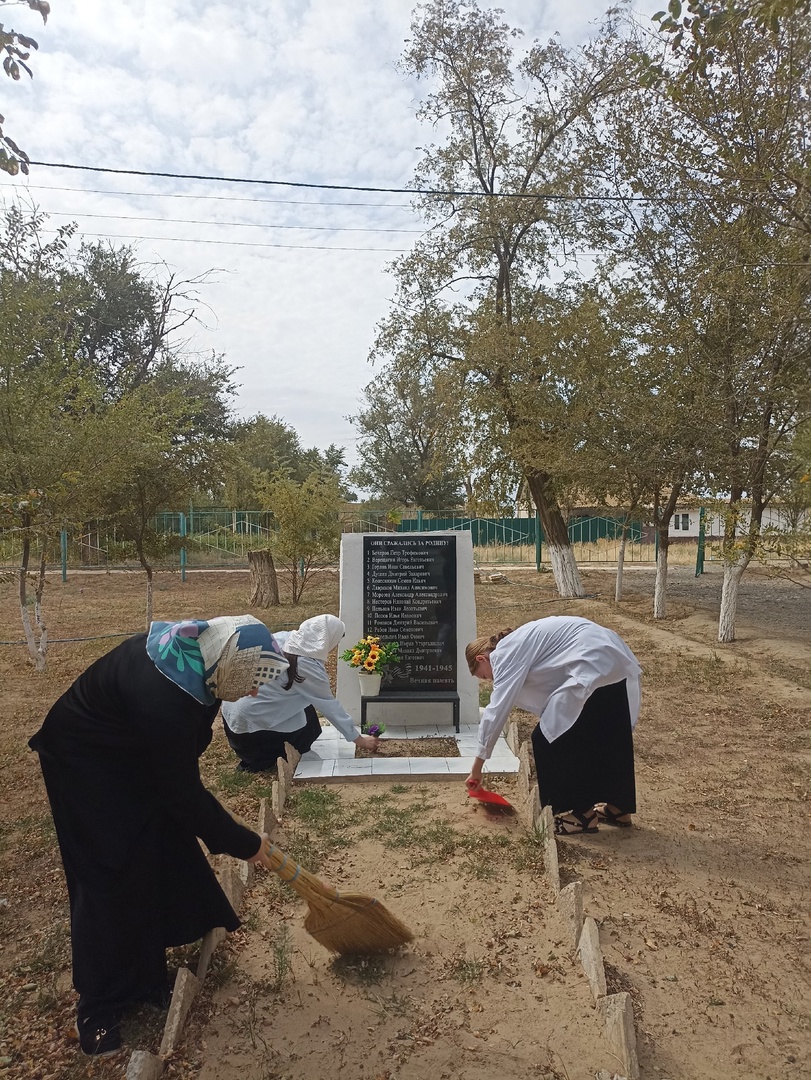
[511,833,546,874]
[446,955,485,985]
[216,767,274,800]
[289,787,351,832]
[330,953,390,985]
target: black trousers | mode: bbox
[223,705,322,772]
[531,680,637,816]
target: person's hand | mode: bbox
[354,734,381,752]
[247,832,270,864]
[465,756,485,791]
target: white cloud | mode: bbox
[0,0,660,473]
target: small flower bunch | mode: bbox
[364,722,386,738]
[340,635,400,673]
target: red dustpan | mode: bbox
[466,783,513,809]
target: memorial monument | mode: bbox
[337,531,480,728]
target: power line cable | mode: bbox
[45,210,424,234]
[4,182,415,210]
[29,160,652,202]
[40,226,605,256]
[42,228,407,252]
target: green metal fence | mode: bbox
[0,509,657,573]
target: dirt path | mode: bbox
[0,567,809,1079]
[193,783,607,1080]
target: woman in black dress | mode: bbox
[29,615,288,1056]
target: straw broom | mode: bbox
[256,840,414,955]
[221,798,413,953]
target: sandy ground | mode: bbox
[0,564,809,1080]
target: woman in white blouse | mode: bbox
[465,616,641,834]
[222,614,380,771]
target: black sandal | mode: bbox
[594,805,632,828]
[554,811,599,835]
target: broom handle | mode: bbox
[216,796,340,901]
[258,840,340,900]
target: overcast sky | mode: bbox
[1,0,660,475]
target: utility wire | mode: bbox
[42,228,407,252]
[6,183,415,209]
[29,160,652,202]
[45,210,424,235]
[41,226,604,256]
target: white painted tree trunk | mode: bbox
[615,534,627,602]
[548,543,584,598]
[718,556,751,643]
[653,545,669,619]
[19,599,47,672]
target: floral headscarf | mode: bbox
[146,615,288,704]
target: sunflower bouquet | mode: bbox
[340,635,400,674]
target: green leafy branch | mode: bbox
[1,0,51,175]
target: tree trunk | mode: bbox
[19,572,47,672]
[653,485,682,620]
[616,528,627,603]
[136,540,154,626]
[718,555,751,643]
[249,549,280,608]
[653,535,669,620]
[718,495,759,643]
[34,550,47,634]
[525,470,583,598]
[18,514,47,672]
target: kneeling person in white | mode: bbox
[222,614,380,771]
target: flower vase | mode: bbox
[357,671,382,697]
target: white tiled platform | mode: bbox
[293,721,520,783]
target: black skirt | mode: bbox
[28,637,261,1023]
[531,679,637,815]
[223,705,322,771]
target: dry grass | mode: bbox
[0,565,809,1080]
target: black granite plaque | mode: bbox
[363,535,457,690]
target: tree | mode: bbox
[516,279,691,605]
[0,205,91,669]
[85,385,226,624]
[0,205,241,636]
[650,0,810,81]
[0,1,49,175]
[222,414,351,508]
[65,242,222,399]
[348,361,467,507]
[378,0,635,596]
[254,471,342,604]
[614,9,811,638]
[644,3,811,244]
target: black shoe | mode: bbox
[76,1017,122,1056]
